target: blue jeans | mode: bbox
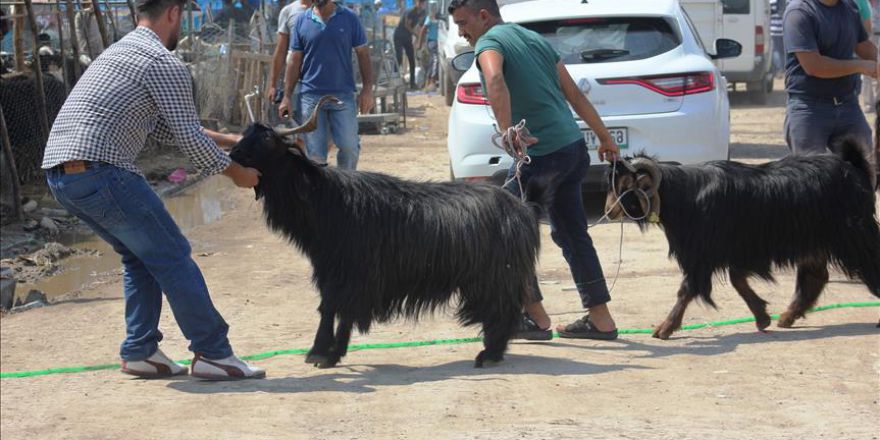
[300,92,360,170]
[784,92,872,155]
[504,138,611,309]
[46,163,233,361]
[771,35,784,76]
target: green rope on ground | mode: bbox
[2,301,877,379]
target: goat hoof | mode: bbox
[305,352,340,368]
[777,313,796,328]
[652,324,673,340]
[755,314,772,331]
[474,350,503,368]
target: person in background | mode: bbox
[770,0,785,77]
[278,0,374,169]
[854,0,877,112]
[783,0,877,154]
[419,7,441,91]
[266,0,312,131]
[75,3,106,67]
[394,0,427,89]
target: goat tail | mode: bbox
[831,135,876,188]
[523,176,553,221]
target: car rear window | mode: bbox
[722,0,750,14]
[519,17,681,64]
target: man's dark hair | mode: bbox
[447,0,500,17]
[137,0,189,20]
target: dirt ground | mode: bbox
[1,86,879,440]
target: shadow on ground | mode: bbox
[166,353,647,395]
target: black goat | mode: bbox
[606,138,880,339]
[229,97,540,368]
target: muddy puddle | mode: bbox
[15,176,237,302]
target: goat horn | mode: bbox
[630,157,662,191]
[275,95,344,136]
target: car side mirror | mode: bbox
[710,38,742,60]
[451,51,475,72]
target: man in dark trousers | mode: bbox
[783,0,877,154]
[449,0,621,340]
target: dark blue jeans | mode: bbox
[784,92,872,155]
[504,138,611,308]
[46,163,233,361]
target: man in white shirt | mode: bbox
[266,0,312,124]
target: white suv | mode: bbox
[447,0,741,190]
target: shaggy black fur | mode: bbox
[230,123,541,368]
[607,137,880,339]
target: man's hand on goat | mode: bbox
[597,137,621,163]
[223,162,261,188]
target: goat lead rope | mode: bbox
[589,158,655,295]
[492,120,533,201]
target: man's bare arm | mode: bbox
[266,33,290,102]
[855,39,878,62]
[355,45,375,114]
[479,49,512,132]
[795,50,877,78]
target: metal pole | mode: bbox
[63,0,83,80]
[88,0,110,49]
[22,0,51,142]
[0,105,24,222]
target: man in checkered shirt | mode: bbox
[42,0,265,380]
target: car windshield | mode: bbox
[520,17,681,64]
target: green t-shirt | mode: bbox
[475,23,582,156]
[853,0,873,22]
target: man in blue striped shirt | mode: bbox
[770,0,785,77]
[42,0,266,380]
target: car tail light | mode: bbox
[457,83,490,105]
[597,72,715,97]
[755,25,765,54]
[464,176,490,182]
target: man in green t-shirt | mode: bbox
[449,0,621,340]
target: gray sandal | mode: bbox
[558,315,618,340]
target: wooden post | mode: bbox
[225,21,235,124]
[13,5,26,71]
[101,0,118,40]
[22,0,51,142]
[0,105,24,222]
[187,1,193,44]
[63,0,83,80]
[53,3,72,95]
[89,0,110,49]
[125,0,137,26]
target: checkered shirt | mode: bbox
[42,26,231,176]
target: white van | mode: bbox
[682,0,774,104]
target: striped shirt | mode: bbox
[770,0,783,37]
[42,26,230,177]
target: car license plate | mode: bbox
[583,127,628,150]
